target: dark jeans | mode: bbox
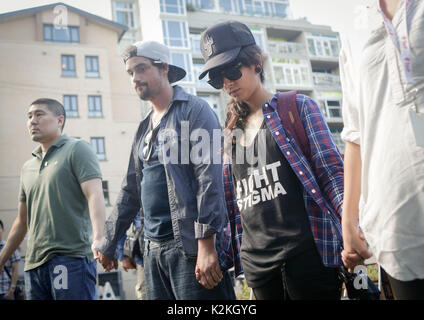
[24,255,97,300]
[384,269,424,300]
[252,246,342,300]
[143,238,236,300]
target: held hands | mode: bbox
[195,237,223,290]
[342,223,372,273]
[120,257,136,272]
[97,251,118,272]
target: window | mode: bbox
[43,24,79,43]
[61,55,76,77]
[85,56,99,78]
[162,20,189,48]
[88,96,103,118]
[160,0,185,14]
[91,137,106,161]
[113,1,136,28]
[190,34,202,55]
[102,181,111,206]
[326,100,342,118]
[187,0,216,10]
[307,35,340,58]
[170,52,193,82]
[63,95,78,118]
[219,0,242,14]
[251,28,265,49]
[273,59,311,87]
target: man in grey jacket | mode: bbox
[97,41,235,300]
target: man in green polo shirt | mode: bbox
[0,98,106,300]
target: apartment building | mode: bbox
[130,0,345,152]
[0,2,143,298]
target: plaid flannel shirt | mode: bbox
[223,94,344,277]
[0,241,21,294]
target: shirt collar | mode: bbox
[31,134,69,159]
[263,93,279,112]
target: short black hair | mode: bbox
[30,98,66,131]
[0,219,4,230]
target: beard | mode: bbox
[136,83,152,100]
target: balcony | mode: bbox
[268,40,307,57]
[312,73,341,88]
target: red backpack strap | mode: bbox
[276,91,311,162]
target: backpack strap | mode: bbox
[276,91,311,162]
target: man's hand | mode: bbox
[195,236,223,290]
[98,252,118,272]
[342,223,372,272]
[120,257,136,272]
[91,238,103,261]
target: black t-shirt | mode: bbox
[139,116,173,241]
[231,121,315,288]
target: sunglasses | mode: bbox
[208,62,243,89]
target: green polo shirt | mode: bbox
[19,134,102,271]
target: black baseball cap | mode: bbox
[198,21,256,80]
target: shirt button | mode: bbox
[311,189,316,194]
[267,115,271,119]
[286,151,291,155]
[299,171,303,175]
[275,131,280,135]
[286,138,290,142]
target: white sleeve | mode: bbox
[339,38,361,145]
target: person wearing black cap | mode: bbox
[97,41,236,300]
[199,21,345,300]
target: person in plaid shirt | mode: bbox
[0,220,21,300]
[198,21,344,300]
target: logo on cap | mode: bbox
[203,35,214,57]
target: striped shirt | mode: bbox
[223,94,344,277]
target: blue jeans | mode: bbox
[143,239,236,300]
[24,255,97,300]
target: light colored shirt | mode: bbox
[340,0,424,281]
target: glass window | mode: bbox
[85,56,99,78]
[253,1,263,15]
[44,24,79,43]
[61,55,76,77]
[316,40,324,56]
[88,95,103,118]
[327,100,342,118]
[160,0,185,14]
[91,137,106,161]
[162,20,189,48]
[330,40,340,57]
[102,181,111,206]
[251,29,265,49]
[293,69,300,85]
[63,95,78,118]
[307,39,316,56]
[323,41,331,56]
[273,66,284,84]
[274,3,288,17]
[113,1,136,28]
[170,52,192,82]
[285,68,293,85]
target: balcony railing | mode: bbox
[312,73,341,88]
[268,41,307,57]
